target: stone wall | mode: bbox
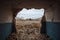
[45,3,60,40]
[0,1,13,40]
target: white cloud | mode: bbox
[16,8,45,19]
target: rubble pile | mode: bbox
[6,23,51,40]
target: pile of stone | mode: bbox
[6,23,51,40]
[6,32,51,40]
[6,32,17,40]
[16,24,40,40]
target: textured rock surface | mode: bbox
[6,20,51,40]
[6,32,51,40]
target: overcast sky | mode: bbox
[16,8,45,19]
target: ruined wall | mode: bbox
[0,2,13,40]
[45,3,60,40]
[0,0,60,40]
